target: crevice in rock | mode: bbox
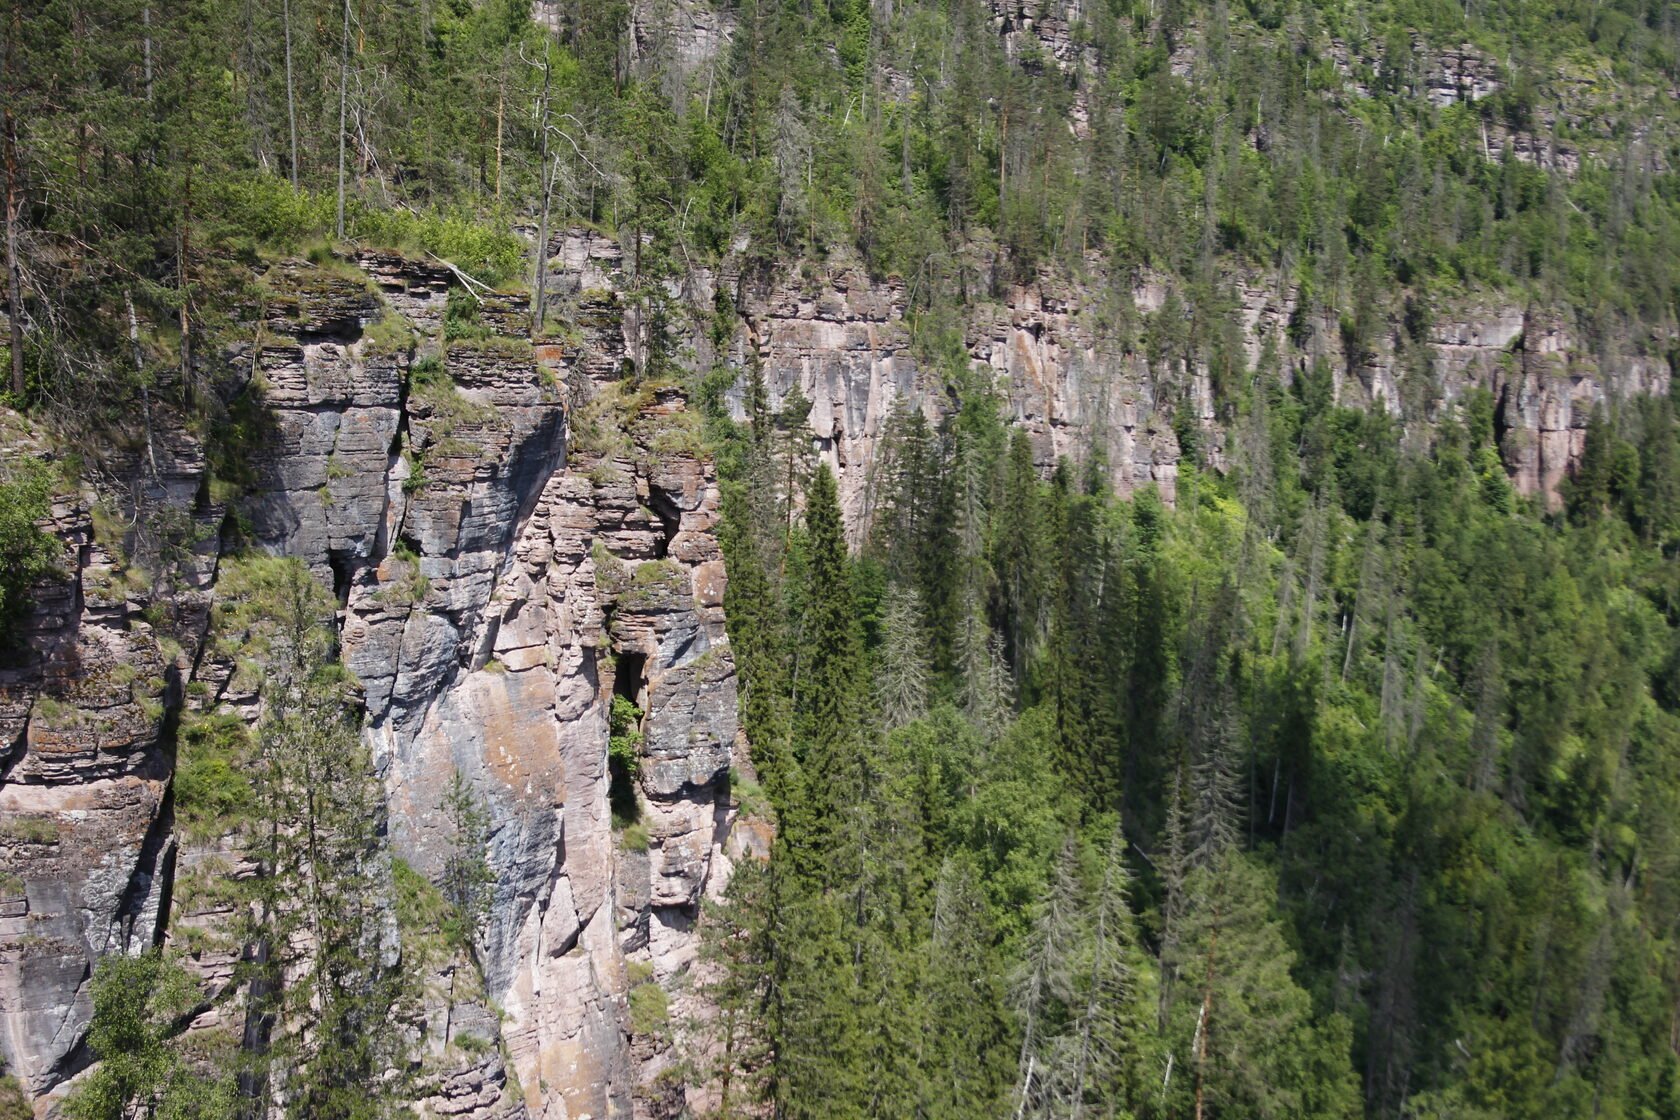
[327,551,353,611]
[0,720,26,782]
[613,650,648,710]
[708,778,733,859]
[295,317,366,347]
[470,613,503,672]
[646,486,681,559]
[609,649,649,826]
[1493,376,1515,453]
[110,791,175,953]
[650,904,694,937]
[150,837,178,950]
[546,896,583,960]
[45,1006,97,1090]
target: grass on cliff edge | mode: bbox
[214,176,526,287]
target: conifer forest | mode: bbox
[6,0,1680,1117]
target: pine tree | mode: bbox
[1163,853,1359,1120]
[1042,828,1154,1120]
[794,463,867,778]
[1015,829,1156,1120]
[1043,483,1109,802]
[875,583,931,730]
[1013,837,1083,1119]
[440,770,494,954]
[692,861,774,1118]
[991,429,1046,691]
[917,856,1014,1119]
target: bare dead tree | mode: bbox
[283,0,298,188]
[335,0,351,239]
[3,1,24,397]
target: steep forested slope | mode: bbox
[4,0,1680,1117]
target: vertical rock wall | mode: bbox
[0,250,749,1119]
[725,251,1665,533]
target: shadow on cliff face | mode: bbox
[646,485,681,560]
[609,649,648,827]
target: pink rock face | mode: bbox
[314,266,748,1117]
[0,251,750,1118]
[733,250,1669,532]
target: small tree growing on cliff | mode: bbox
[440,769,494,956]
[65,952,238,1120]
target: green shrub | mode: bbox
[362,311,415,356]
[376,542,431,605]
[0,1074,31,1120]
[0,459,59,648]
[450,334,535,358]
[393,858,451,936]
[608,695,644,782]
[408,352,494,429]
[628,977,668,1036]
[728,766,771,820]
[443,286,489,341]
[620,560,685,609]
[348,206,525,287]
[206,174,335,248]
[644,410,706,458]
[410,353,445,380]
[585,463,628,487]
[454,1032,492,1056]
[609,693,644,829]
[173,712,256,839]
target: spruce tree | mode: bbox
[875,584,932,730]
[991,429,1047,691]
[211,559,410,1119]
[692,862,775,1118]
[794,463,867,786]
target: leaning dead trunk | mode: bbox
[284,0,299,188]
[3,6,24,398]
[335,0,351,239]
[529,52,554,338]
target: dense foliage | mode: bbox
[6,0,1680,420]
[699,358,1680,1120]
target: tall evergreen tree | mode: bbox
[794,462,867,773]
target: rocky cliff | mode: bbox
[0,245,753,1119]
[722,249,1668,532]
[0,203,1671,1116]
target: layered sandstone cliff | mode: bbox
[720,249,1667,530]
[0,248,750,1119]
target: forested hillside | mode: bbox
[4,0,1680,1117]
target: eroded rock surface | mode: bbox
[1,252,749,1119]
[721,248,1667,530]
